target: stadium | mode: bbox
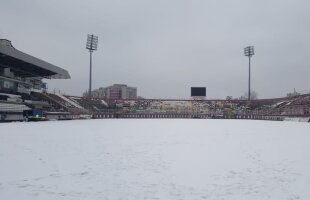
[1,39,310,200]
[2,0,310,198]
[1,39,309,122]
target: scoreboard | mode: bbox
[191,87,206,97]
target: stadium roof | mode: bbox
[0,39,70,79]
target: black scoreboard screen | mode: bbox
[191,87,206,97]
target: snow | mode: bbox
[55,94,84,109]
[0,119,309,200]
[284,117,310,122]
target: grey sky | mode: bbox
[1,0,310,99]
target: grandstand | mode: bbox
[61,94,310,121]
[0,39,71,121]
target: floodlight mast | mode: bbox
[244,46,254,101]
[86,34,98,97]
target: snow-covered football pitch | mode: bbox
[0,119,309,200]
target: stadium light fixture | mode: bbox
[244,46,254,101]
[86,34,99,97]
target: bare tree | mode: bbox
[239,91,258,100]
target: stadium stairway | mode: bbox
[43,93,88,114]
[32,92,68,112]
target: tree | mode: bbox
[239,91,258,100]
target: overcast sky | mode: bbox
[1,0,310,99]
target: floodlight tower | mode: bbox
[244,46,254,101]
[86,34,98,97]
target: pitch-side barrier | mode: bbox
[91,113,291,121]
